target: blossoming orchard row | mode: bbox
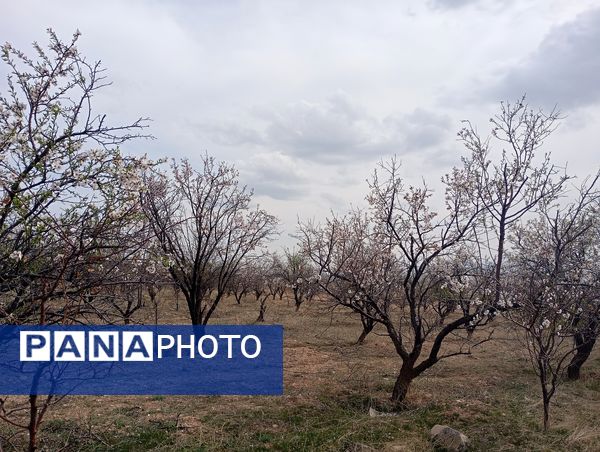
[0,30,598,449]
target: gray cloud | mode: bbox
[265,98,453,164]
[195,122,264,147]
[490,7,600,111]
[3,0,597,244]
[197,94,454,166]
[428,0,478,10]
[263,95,374,163]
[239,153,310,201]
[382,108,453,151]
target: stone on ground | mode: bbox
[430,424,469,451]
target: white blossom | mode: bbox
[9,250,23,261]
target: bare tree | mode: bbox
[228,264,253,304]
[277,248,317,311]
[142,157,278,325]
[268,253,288,301]
[265,254,287,300]
[79,245,169,326]
[246,259,272,322]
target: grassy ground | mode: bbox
[1,291,599,451]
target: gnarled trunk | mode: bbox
[234,290,245,304]
[567,325,597,380]
[293,288,302,311]
[356,317,374,345]
[391,366,415,405]
[256,298,267,323]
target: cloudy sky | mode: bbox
[2,0,600,246]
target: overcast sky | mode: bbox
[2,0,600,246]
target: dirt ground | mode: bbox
[1,290,599,451]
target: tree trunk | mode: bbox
[542,391,550,432]
[191,309,203,325]
[293,287,302,311]
[28,395,37,452]
[567,328,597,380]
[356,319,374,345]
[256,304,266,322]
[466,325,475,339]
[188,290,204,325]
[27,311,46,451]
[191,301,202,325]
[138,286,145,308]
[493,216,506,307]
[538,360,552,432]
[391,367,414,405]
[356,328,369,345]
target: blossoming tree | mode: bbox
[299,99,569,406]
[458,97,569,310]
[0,30,157,451]
[506,173,600,430]
[0,30,154,325]
[299,157,492,405]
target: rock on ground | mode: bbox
[430,424,469,451]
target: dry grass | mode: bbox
[1,290,599,451]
